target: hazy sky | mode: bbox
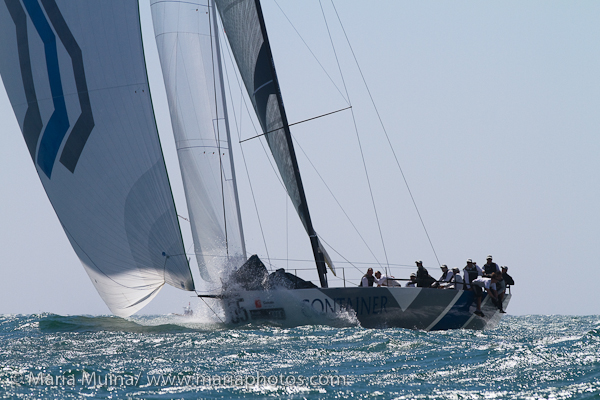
[1,1,599,317]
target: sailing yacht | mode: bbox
[0,0,509,330]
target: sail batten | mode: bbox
[0,0,194,316]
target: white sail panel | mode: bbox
[150,0,245,283]
[0,0,194,316]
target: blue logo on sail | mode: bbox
[7,0,94,178]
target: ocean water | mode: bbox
[0,314,599,399]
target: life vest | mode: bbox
[416,266,435,287]
[465,266,479,283]
[441,270,452,281]
[484,262,499,275]
[360,274,375,287]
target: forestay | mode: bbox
[0,0,194,316]
[150,0,246,285]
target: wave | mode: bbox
[2,314,600,399]
[36,314,225,333]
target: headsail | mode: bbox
[0,0,194,316]
[150,0,246,285]
[213,0,330,286]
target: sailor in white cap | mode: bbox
[432,264,453,288]
[483,255,500,277]
[451,267,464,290]
[406,273,417,287]
[463,258,482,290]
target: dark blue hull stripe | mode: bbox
[430,291,477,330]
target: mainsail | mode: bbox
[213,0,330,287]
[0,0,194,316]
[150,0,246,285]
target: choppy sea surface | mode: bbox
[0,314,599,399]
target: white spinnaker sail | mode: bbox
[0,0,194,316]
[150,0,246,284]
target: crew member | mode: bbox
[471,272,503,317]
[360,268,375,287]
[415,260,435,287]
[463,259,482,290]
[483,255,500,277]
[374,271,400,287]
[433,264,453,288]
[501,266,515,286]
[451,267,464,290]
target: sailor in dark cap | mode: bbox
[501,266,514,286]
[415,260,436,287]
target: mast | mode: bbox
[210,0,247,260]
[213,0,328,287]
[251,0,328,287]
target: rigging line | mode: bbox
[184,253,413,268]
[330,1,441,267]
[211,2,247,260]
[239,106,351,143]
[272,0,348,104]
[257,129,287,192]
[316,235,363,274]
[196,291,225,323]
[291,135,382,267]
[220,27,272,265]
[208,0,230,259]
[319,0,391,275]
[213,24,280,188]
[218,28,287,195]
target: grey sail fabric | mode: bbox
[0,0,194,316]
[214,0,330,286]
[150,0,246,285]
[213,0,304,232]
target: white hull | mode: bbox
[220,287,511,331]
